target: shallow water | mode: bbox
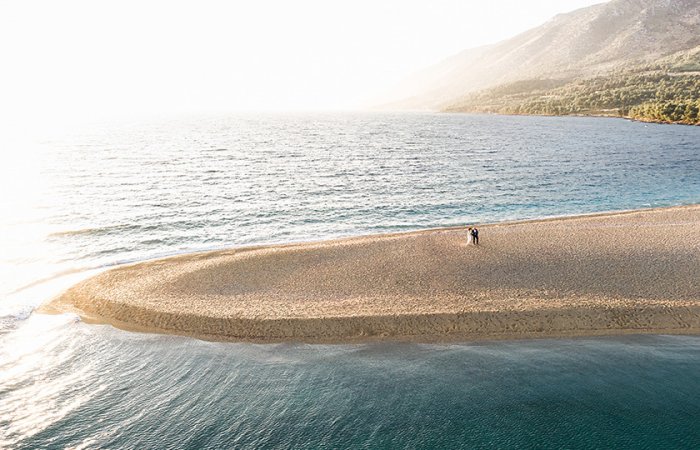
[1,113,699,448]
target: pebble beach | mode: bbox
[42,205,700,342]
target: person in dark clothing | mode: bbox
[471,227,479,245]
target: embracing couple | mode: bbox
[467,226,479,245]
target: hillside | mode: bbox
[445,47,700,124]
[383,0,700,123]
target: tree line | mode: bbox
[445,71,700,125]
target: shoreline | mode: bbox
[41,205,700,343]
[442,110,700,126]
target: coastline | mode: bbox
[443,110,700,126]
[41,205,700,343]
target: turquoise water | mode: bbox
[4,323,700,449]
[1,113,699,448]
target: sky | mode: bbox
[0,0,606,126]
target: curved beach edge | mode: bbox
[41,205,700,343]
[42,300,700,344]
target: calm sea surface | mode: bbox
[1,113,699,448]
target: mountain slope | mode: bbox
[384,0,700,111]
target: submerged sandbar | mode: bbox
[43,205,700,342]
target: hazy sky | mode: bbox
[1,0,606,124]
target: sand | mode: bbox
[41,205,700,342]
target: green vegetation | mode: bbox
[445,70,700,125]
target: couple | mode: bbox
[467,226,479,245]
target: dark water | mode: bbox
[1,113,699,448]
[3,321,700,449]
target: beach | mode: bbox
[41,205,700,342]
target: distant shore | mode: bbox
[445,110,700,126]
[566,112,700,126]
[41,205,700,343]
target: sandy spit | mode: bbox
[41,205,700,343]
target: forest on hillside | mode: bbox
[444,71,700,125]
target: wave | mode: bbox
[4,267,98,296]
[48,224,142,238]
[47,219,207,239]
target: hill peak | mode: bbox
[383,0,700,110]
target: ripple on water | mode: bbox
[1,113,700,448]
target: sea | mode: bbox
[1,112,699,449]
